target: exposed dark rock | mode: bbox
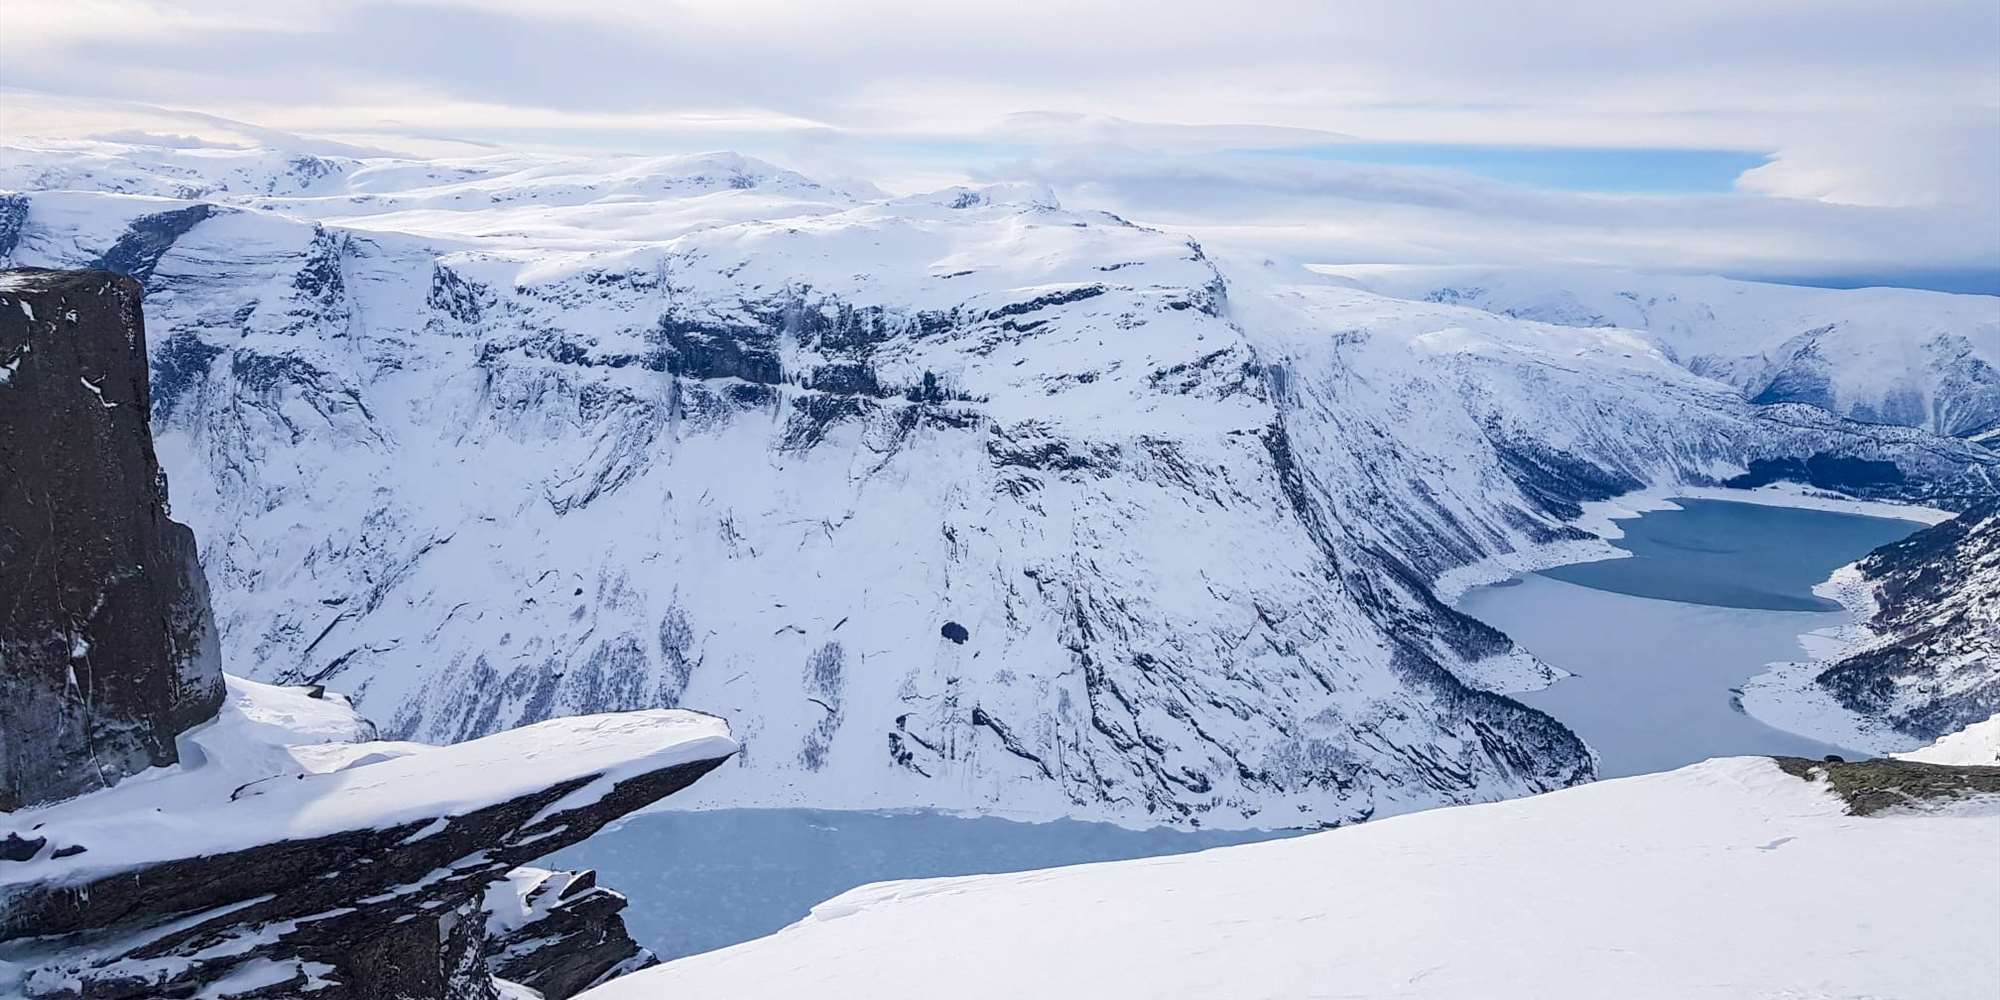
[1,833,45,862]
[941,621,970,644]
[1813,500,1999,739]
[1487,434,1644,521]
[149,328,224,421]
[0,268,226,811]
[90,204,217,284]
[2,754,730,998]
[0,269,726,999]
[984,284,1106,321]
[1773,755,2000,815]
[1724,453,1907,492]
[652,313,783,384]
[0,194,28,260]
[486,868,660,999]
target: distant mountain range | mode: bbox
[3,139,1994,828]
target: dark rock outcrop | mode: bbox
[1,753,727,999]
[486,868,660,999]
[1814,500,1999,739]
[1773,755,2000,815]
[1723,452,1907,494]
[0,269,729,999]
[0,268,225,811]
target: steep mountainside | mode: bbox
[3,141,1996,828]
[1815,501,1998,738]
[0,269,224,810]
[0,270,737,998]
[1338,265,2000,439]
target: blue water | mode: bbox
[1459,498,1925,777]
[545,497,1924,963]
[1538,499,1923,611]
[537,808,1298,962]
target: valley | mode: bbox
[2,134,1994,998]
[1457,496,1928,777]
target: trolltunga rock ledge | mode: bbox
[0,677,736,998]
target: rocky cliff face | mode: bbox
[0,270,736,999]
[0,696,734,1000]
[1815,500,1999,739]
[486,868,661,998]
[0,268,224,811]
[2,147,1995,829]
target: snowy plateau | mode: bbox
[1,138,1997,835]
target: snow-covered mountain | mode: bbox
[1336,265,2000,440]
[1743,500,1998,753]
[0,267,736,998]
[3,138,1996,828]
[1814,501,1998,737]
[582,737,2000,1000]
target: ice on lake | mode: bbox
[1458,498,1924,777]
[543,497,1923,964]
[537,807,1299,962]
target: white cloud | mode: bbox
[1009,153,2000,287]
[0,0,1993,286]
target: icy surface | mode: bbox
[582,755,2000,1000]
[1460,499,1923,774]
[1465,576,1860,776]
[1534,498,1921,611]
[1336,264,2000,438]
[536,807,1299,962]
[1,676,736,885]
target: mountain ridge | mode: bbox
[2,142,1994,828]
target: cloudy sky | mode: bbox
[3,0,1997,290]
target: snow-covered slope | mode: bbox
[581,752,2000,1000]
[3,140,1996,829]
[1897,713,2000,765]
[1336,265,2000,438]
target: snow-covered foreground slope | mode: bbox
[585,752,2000,1000]
[1335,265,2000,439]
[3,138,1996,828]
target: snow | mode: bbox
[76,375,117,407]
[1737,567,1929,754]
[0,676,736,886]
[584,756,2000,1000]
[1329,264,2000,438]
[1742,502,1997,751]
[1897,714,2000,766]
[3,137,1993,828]
[482,866,565,938]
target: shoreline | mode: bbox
[1737,564,1929,755]
[1441,481,1948,749]
[1434,481,1950,606]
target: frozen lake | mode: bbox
[1458,498,1923,777]
[544,497,1921,964]
[537,807,1299,962]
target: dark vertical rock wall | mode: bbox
[0,268,225,811]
